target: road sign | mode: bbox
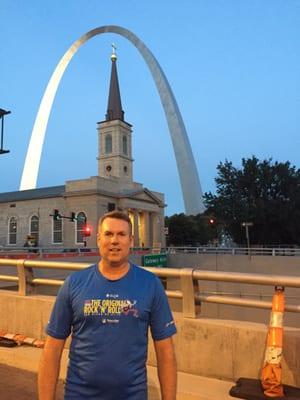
[143,253,167,267]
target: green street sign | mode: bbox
[143,253,167,267]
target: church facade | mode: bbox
[0,51,166,249]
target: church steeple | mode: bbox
[106,44,124,121]
[97,45,133,182]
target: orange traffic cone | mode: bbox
[261,286,285,397]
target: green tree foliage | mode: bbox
[204,156,300,245]
[165,213,216,246]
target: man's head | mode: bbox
[97,211,133,267]
[99,211,133,236]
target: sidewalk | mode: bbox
[0,345,234,400]
[0,363,64,400]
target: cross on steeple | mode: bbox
[111,43,117,61]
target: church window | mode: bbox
[30,215,39,245]
[8,217,17,245]
[53,218,63,244]
[105,134,112,153]
[123,135,128,155]
[76,212,87,243]
[123,166,128,174]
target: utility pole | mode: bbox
[0,108,11,155]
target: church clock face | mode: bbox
[106,165,112,172]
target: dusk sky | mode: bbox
[1,1,299,215]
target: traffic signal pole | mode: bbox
[49,210,92,245]
[242,222,253,260]
[49,210,78,222]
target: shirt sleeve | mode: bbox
[150,276,177,341]
[46,276,73,339]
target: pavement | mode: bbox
[0,345,235,400]
[0,363,64,400]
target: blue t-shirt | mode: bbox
[47,264,176,400]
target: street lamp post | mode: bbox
[242,222,253,259]
[0,108,11,155]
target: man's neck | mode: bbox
[98,260,130,280]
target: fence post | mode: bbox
[17,260,34,296]
[180,268,198,318]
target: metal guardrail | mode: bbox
[0,247,151,259]
[166,246,300,256]
[1,259,300,318]
[1,246,300,257]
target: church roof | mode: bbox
[0,184,163,206]
[105,51,124,121]
[0,186,65,203]
[118,188,164,205]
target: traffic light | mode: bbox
[83,225,91,237]
[70,212,76,222]
[53,209,61,221]
[108,202,115,212]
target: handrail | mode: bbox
[1,246,300,257]
[166,246,300,257]
[1,259,300,318]
[192,270,300,288]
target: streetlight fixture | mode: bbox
[242,222,253,259]
[0,108,11,155]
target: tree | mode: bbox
[204,156,300,245]
[165,213,216,246]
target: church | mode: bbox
[0,49,166,250]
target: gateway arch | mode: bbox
[20,25,205,215]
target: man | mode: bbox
[38,211,177,400]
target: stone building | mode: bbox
[0,51,166,249]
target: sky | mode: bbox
[1,0,299,216]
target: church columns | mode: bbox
[151,212,161,248]
[133,210,139,247]
[140,211,150,248]
[129,209,153,248]
[128,208,166,248]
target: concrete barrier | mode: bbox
[1,290,299,387]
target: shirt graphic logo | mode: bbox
[83,297,139,318]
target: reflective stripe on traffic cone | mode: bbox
[261,286,285,397]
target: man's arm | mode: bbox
[38,335,66,400]
[154,336,177,400]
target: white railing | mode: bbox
[1,246,300,257]
[0,246,150,259]
[1,259,300,318]
[166,246,300,257]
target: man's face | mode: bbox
[97,217,133,267]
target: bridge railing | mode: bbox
[1,246,300,257]
[1,259,300,318]
[166,246,300,256]
[0,246,152,259]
